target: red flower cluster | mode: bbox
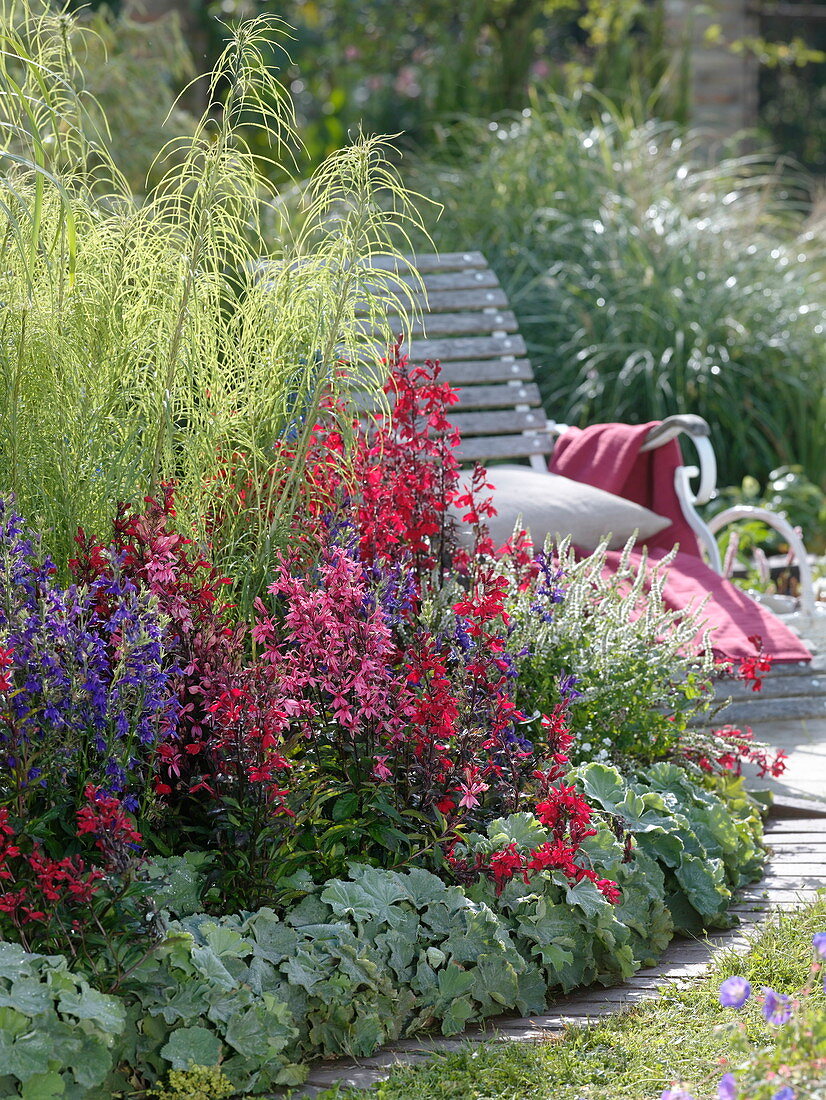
[195,681,293,817]
[0,645,12,693]
[0,806,104,946]
[77,784,143,869]
[718,634,774,693]
[443,699,619,902]
[737,635,773,693]
[296,344,462,575]
[690,725,788,779]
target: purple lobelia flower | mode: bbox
[812,932,826,959]
[717,1073,737,1100]
[661,1089,696,1100]
[530,550,566,622]
[719,976,751,1008]
[0,497,179,811]
[772,1088,794,1100]
[558,672,583,701]
[761,987,792,1026]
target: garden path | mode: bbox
[288,813,826,1098]
[715,653,826,810]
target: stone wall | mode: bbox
[665,0,760,137]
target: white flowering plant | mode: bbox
[501,537,722,767]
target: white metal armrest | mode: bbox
[706,506,817,618]
[640,414,717,507]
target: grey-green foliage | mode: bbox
[504,537,719,766]
[0,940,125,1099]
[462,814,673,992]
[144,852,215,920]
[0,773,764,1095]
[407,97,826,487]
[572,761,765,933]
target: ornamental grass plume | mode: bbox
[0,6,426,613]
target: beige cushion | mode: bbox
[452,465,671,552]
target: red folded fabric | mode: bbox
[550,423,812,664]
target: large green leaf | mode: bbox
[403,868,449,910]
[20,1070,65,1099]
[282,950,331,993]
[0,978,51,1017]
[322,868,408,926]
[68,1036,114,1090]
[189,946,237,992]
[0,943,34,982]
[574,762,627,814]
[224,1003,292,1060]
[56,986,125,1032]
[472,954,520,1007]
[564,877,610,921]
[441,995,476,1035]
[148,978,211,1025]
[159,1025,222,1070]
[246,910,299,963]
[674,854,730,922]
[202,924,250,960]
[485,813,549,850]
[635,828,684,868]
[436,965,475,1001]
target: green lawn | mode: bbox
[309,897,826,1100]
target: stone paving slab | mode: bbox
[738,717,826,806]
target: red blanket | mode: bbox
[550,423,812,663]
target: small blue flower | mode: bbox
[772,1088,794,1100]
[812,932,826,959]
[761,987,792,1026]
[719,976,751,1008]
[717,1073,736,1100]
[661,1089,695,1100]
[558,672,583,701]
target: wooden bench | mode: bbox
[363,251,553,472]
[365,251,715,479]
[364,251,826,666]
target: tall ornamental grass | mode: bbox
[0,3,424,610]
[409,95,826,488]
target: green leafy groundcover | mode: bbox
[0,768,764,1097]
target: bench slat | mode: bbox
[409,334,527,361]
[364,270,503,299]
[378,310,518,337]
[450,409,548,435]
[453,382,542,410]
[421,288,510,312]
[357,287,510,316]
[457,434,554,462]
[367,251,487,273]
[437,359,535,384]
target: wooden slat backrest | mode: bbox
[254,251,552,471]
[371,252,551,471]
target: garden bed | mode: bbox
[0,9,798,1097]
